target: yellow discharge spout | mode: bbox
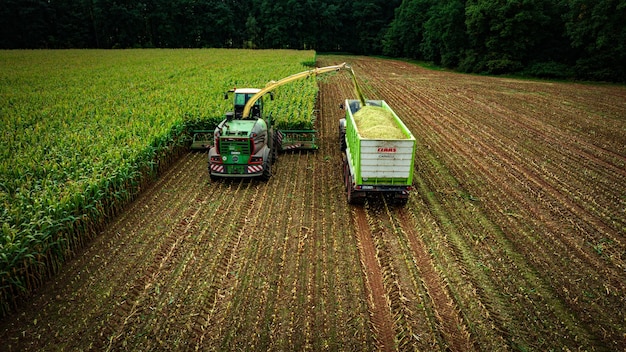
[242,62,366,118]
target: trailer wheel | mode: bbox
[347,181,355,204]
[339,119,347,151]
[395,197,408,206]
[344,159,357,204]
[340,133,346,151]
[342,155,349,191]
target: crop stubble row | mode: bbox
[0,143,374,351]
[376,62,600,343]
[324,67,479,351]
[325,63,490,351]
[328,56,625,350]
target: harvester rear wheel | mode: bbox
[269,128,278,163]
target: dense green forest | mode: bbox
[2,0,625,82]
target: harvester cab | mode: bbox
[227,88,273,120]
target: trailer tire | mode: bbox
[344,158,357,204]
[340,133,346,151]
[395,196,408,206]
[346,180,354,204]
[342,155,349,190]
[339,119,347,151]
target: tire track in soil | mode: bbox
[193,180,258,348]
[0,151,208,351]
[396,208,474,352]
[103,152,211,351]
[354,56,612,348]
[385,77,623,346]
[352,206,396,352]
[318,79,373,349]
[337,58,539,349]
[363,201,423,351]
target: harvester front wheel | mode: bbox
[260,156,272,181]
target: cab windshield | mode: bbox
[235,93,261,107]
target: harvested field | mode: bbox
[1,55,624,351]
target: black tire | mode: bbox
[271,131,279,163]
[342,154,349,191]
[347,181,354,204]
[339,132,346,151]
[274,130,282,156]
[260,156,272,181]
[344,158,357,204]
[395,196,408,206]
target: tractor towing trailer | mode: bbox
[340,99,416,205]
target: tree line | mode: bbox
[2,0,625,82]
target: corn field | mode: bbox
[0,49,317,316]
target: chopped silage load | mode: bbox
[353,105,407,139]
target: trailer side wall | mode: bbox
[345,99,416,187]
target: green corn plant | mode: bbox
[0,49,317,317]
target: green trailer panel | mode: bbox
[344,99,416,188]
